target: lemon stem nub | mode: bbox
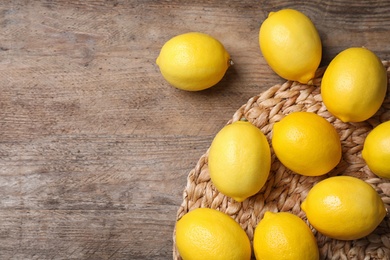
[228,59,234,66]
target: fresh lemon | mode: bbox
[362,121,390,179]
[272,112,341,176]
[156,32,231,91]
[321,47,387,122]
[301,176,386,240]
[253,211,319,260]
[208,120,271,202]
[259,9,322,84]
[175,208,251,260]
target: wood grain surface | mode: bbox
[0,0,389,259]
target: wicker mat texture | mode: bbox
[173,61,390,260]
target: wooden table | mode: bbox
[1,1,389,259]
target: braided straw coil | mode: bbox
[174,62,390,260]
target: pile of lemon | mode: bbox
[157,8,389,260]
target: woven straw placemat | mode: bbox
[173,61,390,260]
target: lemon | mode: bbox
[175,208,251,260]
[208,121,271,202]
[301,176,386,240]
[362,121,390,179]
[321,47,387,122]
[259,9,322,84]
[272,112,341,176]
[253,211,319,260]
[156,32,231,91]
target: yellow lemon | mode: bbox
[208,120,271,202]
[253,211,319,260]
[301,176,386,240]
[259,9,322,84]
[321,47,387,122]
[272,112,341,176]
[156,32,231,91]
[175,208,251,260]
[362,121,390,179]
